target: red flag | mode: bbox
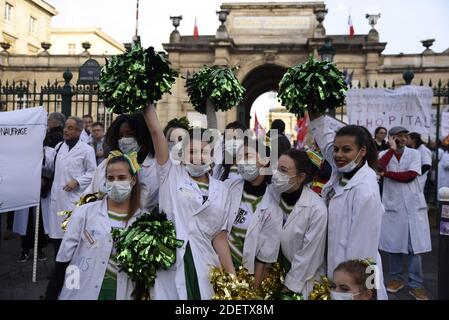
[295,114,308,148]
[254,113,265,138]
[348,14,355,38]
[193,17,199,40]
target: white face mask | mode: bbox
[224,139,243,156]
[118,137,140,154]
[331,290,360,300]
[238,164,259,182]
[185,163,211,177]
[106,180,132,203]
[168,141,184,161]
[336,149,362,173]
[272,171,297,194]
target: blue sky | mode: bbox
[48,0,449,54]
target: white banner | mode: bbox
[325,115,346,132]
[347,86,433,135]
[0,107,47,213]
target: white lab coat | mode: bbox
[80,129,92,144]
[225,178,282,274]
[150,160,229,300]
[379,147,432,255]
[49,140,96,239]
[310,116,388,300]
[276,187,327,298]
[438,151,449,192]
[12,146,55,235]
[416,144,432,192]
[57,198,139,300]
[84,154,159,212]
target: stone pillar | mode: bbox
[363,30,386,85]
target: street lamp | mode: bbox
[318,37,336,62]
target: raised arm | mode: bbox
[308,112,336,168]
[143,103,169,165]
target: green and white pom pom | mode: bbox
[186,65,245,114]
[278,55,348,117]
[99,40,178,114]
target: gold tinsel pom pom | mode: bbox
[210,263,303,300]
[308,276,332,300]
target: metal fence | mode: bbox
[0,69,114,129]
[1,70,449,203]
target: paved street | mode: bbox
[0,213,440,300]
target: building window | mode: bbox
[4,3,13,21]
[29,16,37,34]
[68,43,76,55]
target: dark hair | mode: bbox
[106,156,141,223]
[92,122,104,129]
[271,119,286,134]
[104,113,155,161]
[225,121,247,131]
[334,259,377,300]
[409,132,423,148]
[335,125,379,171]
[281,148,317,184]
[163,117,190,137]
[374,127,387,136]
[82,114,93,120]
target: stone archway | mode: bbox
[237,64,287,127]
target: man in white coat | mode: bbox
[49,116,96,258]
[379,126,432,300]
[80,114,93,144]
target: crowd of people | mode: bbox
[3,102,442,301]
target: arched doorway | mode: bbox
[237,64,287,127]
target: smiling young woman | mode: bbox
[308,111,388,300]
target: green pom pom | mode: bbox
[112,208,184,292]
[277,55,348,116]
[98,40,178,114]
[185,65,245,114]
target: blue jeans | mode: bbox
[388,235,423,289]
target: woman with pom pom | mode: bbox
[45,153,143,300]
[143,102,235,300]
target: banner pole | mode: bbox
[32,204,40,283]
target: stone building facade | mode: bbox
[1,1,448,131]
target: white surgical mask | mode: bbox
[272,171,297,194]
[331,290,360,300]
[224,140,243,156]
[106,180,132,203]
[168,141,183,161]
[336,149,362,173]
[238,164,259,182]
[118,137,140,154]
[185,163,211,177]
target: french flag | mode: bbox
[193,17,199,40]
[348,14,354,38]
